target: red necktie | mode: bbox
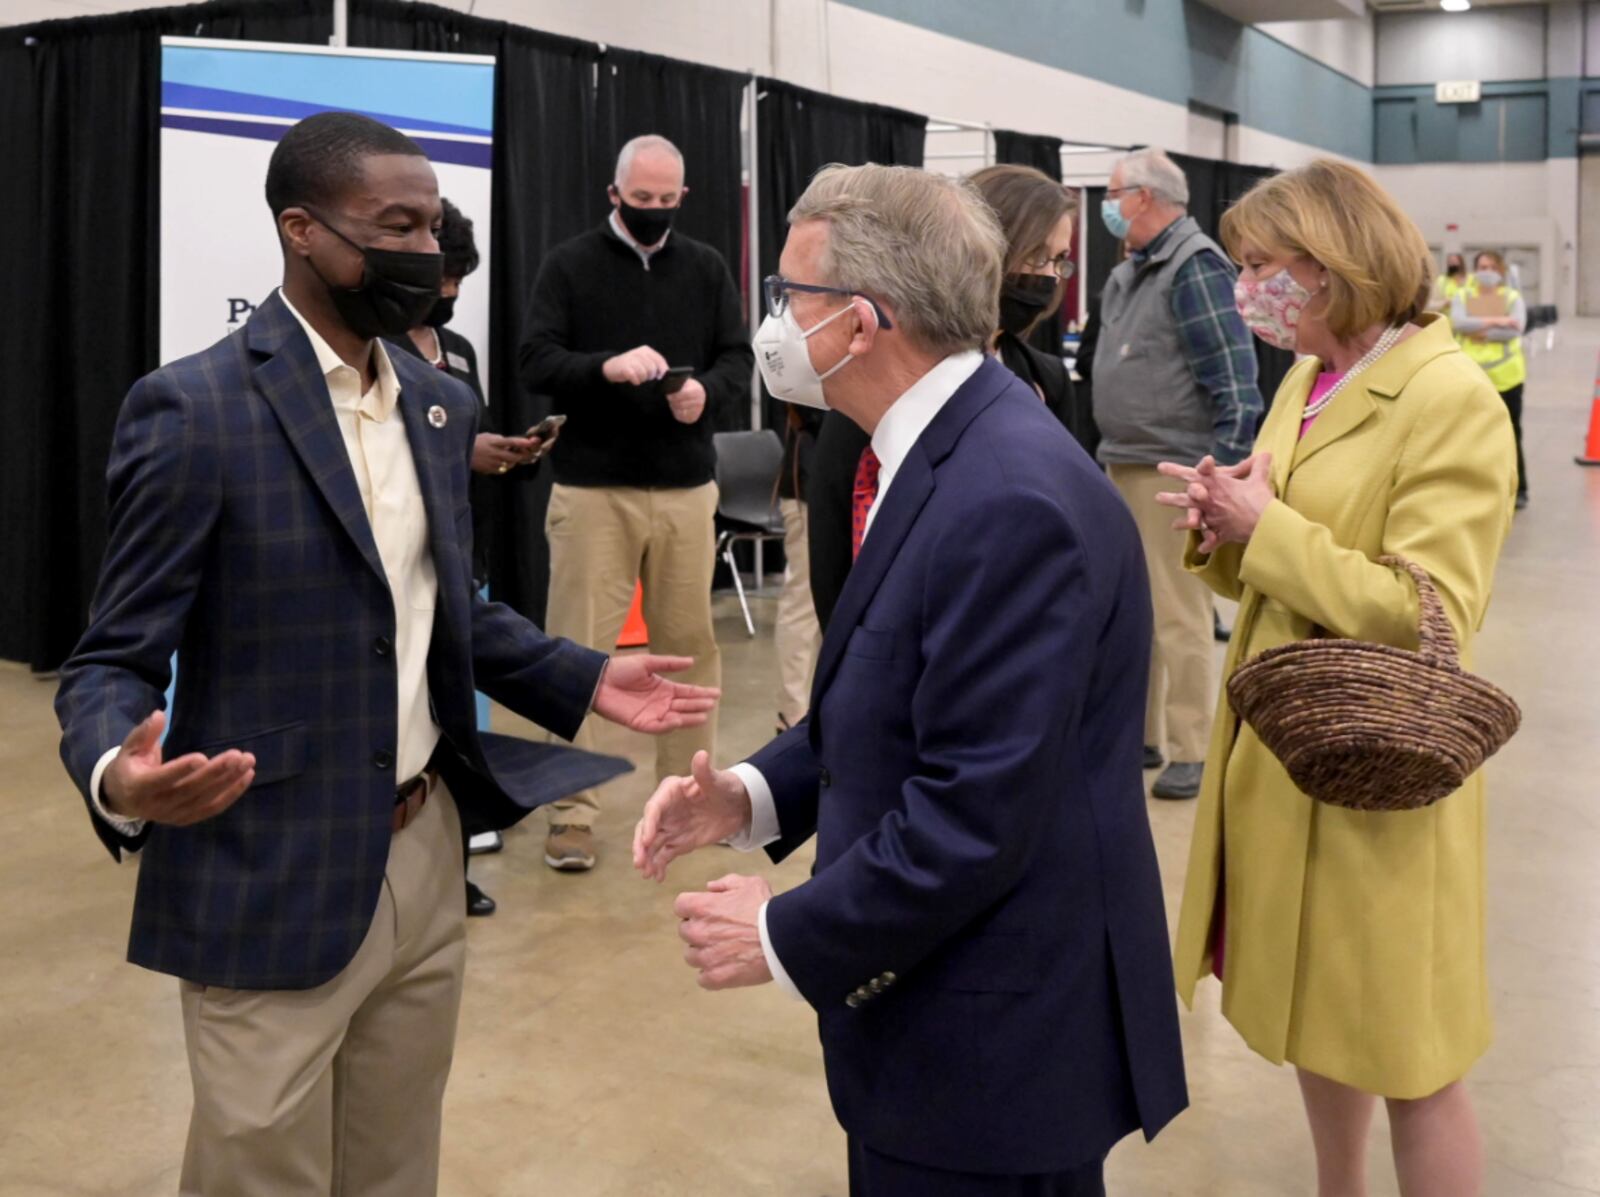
[851,446,882,561]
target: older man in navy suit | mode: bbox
[55,113,716,1196]
[635,164,1187,1195]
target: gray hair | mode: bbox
[614,134,683,187]
[788,163,1004,355]
[1116,147,1189,207]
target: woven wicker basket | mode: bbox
[1225,556,1521,812]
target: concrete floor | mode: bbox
[3,323,1599,1196]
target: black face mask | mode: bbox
[424,294,456,329]
[1446,261,1465,278]
[616,199,675,247]
[304,207,443,340]
[998,273,1060,336]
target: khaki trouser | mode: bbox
[179,780,466,1197]
[1108,463,1214,763]
[775,498,822,727]
[543,482,721,826]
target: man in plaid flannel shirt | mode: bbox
[1092,147,1263,802]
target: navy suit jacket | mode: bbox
[56,292,618,991]
[749,358,1188,1175]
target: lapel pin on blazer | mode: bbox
[427,405,447,429]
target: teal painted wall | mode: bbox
[1584,83,1600,133]
[1374,78,1582,164]
[835,0,1594,167]
[833,0,1373,160]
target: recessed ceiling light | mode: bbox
[1440,0,1471,12]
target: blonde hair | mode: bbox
[789,163,1005,354]
[1219,159,1431,340]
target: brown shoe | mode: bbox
[544,824,596,871]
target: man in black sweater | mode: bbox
[519,133,752,871]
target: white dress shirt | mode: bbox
[725,349,984,999]
[90,290,442,835]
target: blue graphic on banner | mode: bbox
[163,81,489,138]
[160,44,493,169]
[163,44,492,130]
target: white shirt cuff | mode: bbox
[724,762,780,851]
[758,899,803,1001]
[722,763,798,1000]
[89,747,147,838]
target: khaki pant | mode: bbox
[179,781,466,1197]
[775,498,822,727]
[1109,463,1214,763]
[543,482,721,826]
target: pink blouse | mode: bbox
[1301,370,1346,438]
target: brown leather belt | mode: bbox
[392,768,437,832]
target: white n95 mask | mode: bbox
[752,304,855,410]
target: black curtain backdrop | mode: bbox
[0,0,329,671]
[595,46,748,321]
[350,0,603,627]
[1083,183,1121,313]
[993,129,1064,181]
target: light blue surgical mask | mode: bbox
[1101,196,1131,242]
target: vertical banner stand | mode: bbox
[745,75,762,432]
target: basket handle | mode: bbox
[1376,554,1459,668]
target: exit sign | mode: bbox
[1436,80,1482,104]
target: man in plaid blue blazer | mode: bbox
[54,113,717,1195]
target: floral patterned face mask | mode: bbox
[1234,267,1311,351]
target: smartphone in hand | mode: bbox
[525,413,568,439]
[662,366,695,395]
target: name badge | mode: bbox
[446,351,470,374]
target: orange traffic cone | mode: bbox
[1579,353,1600,466]
[617,581,649,648]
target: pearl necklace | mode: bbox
[1303,325,1405,419]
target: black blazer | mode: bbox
[779,405,824,502]
[805,410,871,632]
[997,331,1100,460]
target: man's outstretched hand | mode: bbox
[102,711,256,826]
[633,751,752,882]
[594,654,719,735]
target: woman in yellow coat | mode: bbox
[1157,161,1516,1197]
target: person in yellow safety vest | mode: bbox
[1451,249,1528,508]
[1431,252,1468,311]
